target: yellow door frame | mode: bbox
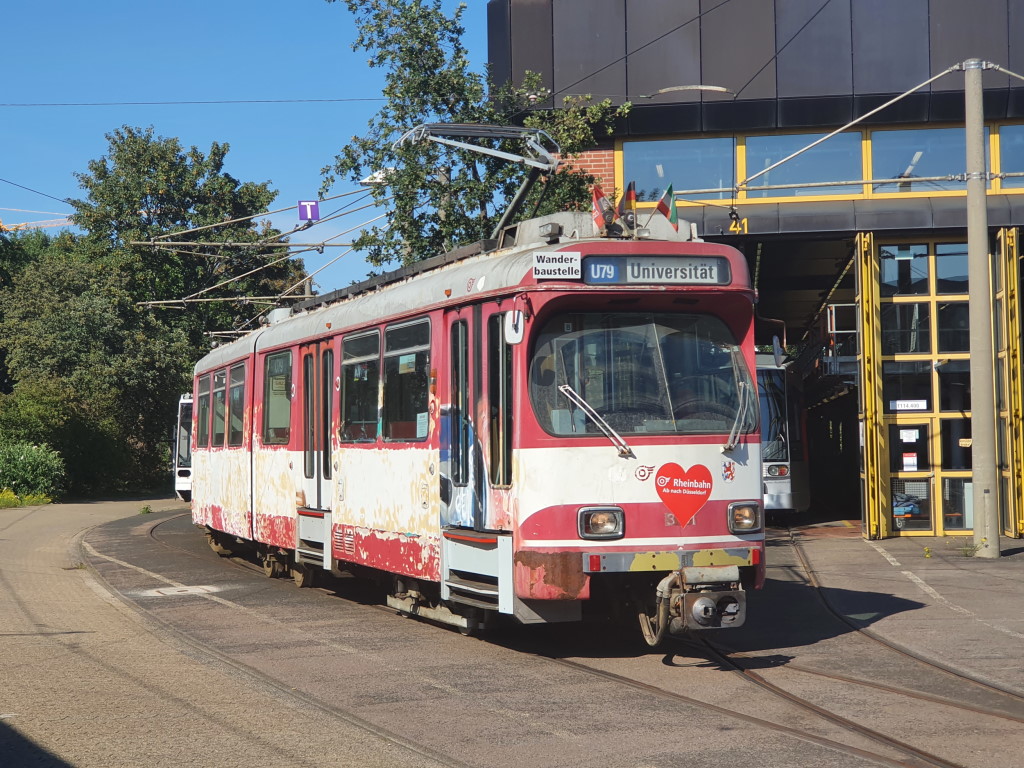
[856,232,891,539]
[998,227,1024,537]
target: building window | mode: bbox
[341,332,380,443]
[871,127,984,193]
[745,132,861,197]
[383,320,430,442]
[882,360,932,414]
[262,351,292,445]
[881,303,931,354]
[937,361,971,412]
[999,124,1024,188]
[936,302,970,353]
[935,243,968,294]
[622,137,734,201]
[879,244,929,297]
[228,365,245,446]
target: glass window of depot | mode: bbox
[879,244,929,296]
[882,360,932,413]
[941,418,972,470]
[889,423,929,472]
[881,303,931,354]
[999,124,1024,188]
[745,132,861,197]
[935,243,968,294]
[936,302,969,352]
[941,478,972,530]
[871,127,986,193]
[892,477,932,531]
[937,360,971,412]
[622,137,735,201]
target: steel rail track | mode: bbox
[786,529,1024,703]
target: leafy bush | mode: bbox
[0,441,66,498]
[0,488,20,509]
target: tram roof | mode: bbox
[194,212,751,374]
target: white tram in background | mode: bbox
[173,393,193,502]
[191,210,765,644]
[756,355,810,515]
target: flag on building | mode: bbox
[616,181,637,231]
[591,185,616,233]
[654,184,678,231]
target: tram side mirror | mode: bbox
[504,310,525,345]
[772,335,785,368]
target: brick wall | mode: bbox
[562,148,616,191]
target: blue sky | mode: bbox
[0,0,487,291]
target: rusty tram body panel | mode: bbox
[191,211,766,643]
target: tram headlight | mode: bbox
[728,502,762,533]
[578,507,624,539]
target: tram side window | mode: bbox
[262,351,292,445]
[211,370,227,447]
[228,365,245,446]
[488,314,513,486]
[383,320,430,442]
[196,375,211,447]
[341,332,380,442]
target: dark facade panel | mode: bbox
[776,0,853,98]
[778,96,854,129]
[700,0,776,100]
[854,93,931,125]
[487,0,512,92]
[510,0,553,95]
[929,0,1010,91]
[1011,0,1024,76]
[702,99,777,132]
[778,201,856,233]
[624,104,702,137]
[704,204,780,237]
[852,0,930,95]
[625,0,701,102]
[854,199,940,231]
[552,0,626,102]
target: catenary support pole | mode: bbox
[965,59,1000,558]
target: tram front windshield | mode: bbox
[529,312,756,436]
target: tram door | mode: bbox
[443,309,484,530]
[299,340,335,511]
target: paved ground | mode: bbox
[794,520,1024,696]
[2,500,1022,767]
[0,498,442,768]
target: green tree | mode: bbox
[0,127,309,493]
[70,125,306,339]
[322,0,628,267]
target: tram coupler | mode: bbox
[670,566,747,630]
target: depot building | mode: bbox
[487,0,1024,540]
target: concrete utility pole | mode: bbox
[965,59,1000,558]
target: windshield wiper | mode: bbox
[723,348,750,453]
[558,384,635,459]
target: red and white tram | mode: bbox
[191,211,764,644]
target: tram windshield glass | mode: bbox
[757,369,788,461]
[529,312,756,436]
[176,400,193,469]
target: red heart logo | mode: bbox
[655,463,713,525]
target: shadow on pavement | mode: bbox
[0,721,75,767]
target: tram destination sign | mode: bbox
[583,255,730,286]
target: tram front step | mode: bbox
[445,572,500,609]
